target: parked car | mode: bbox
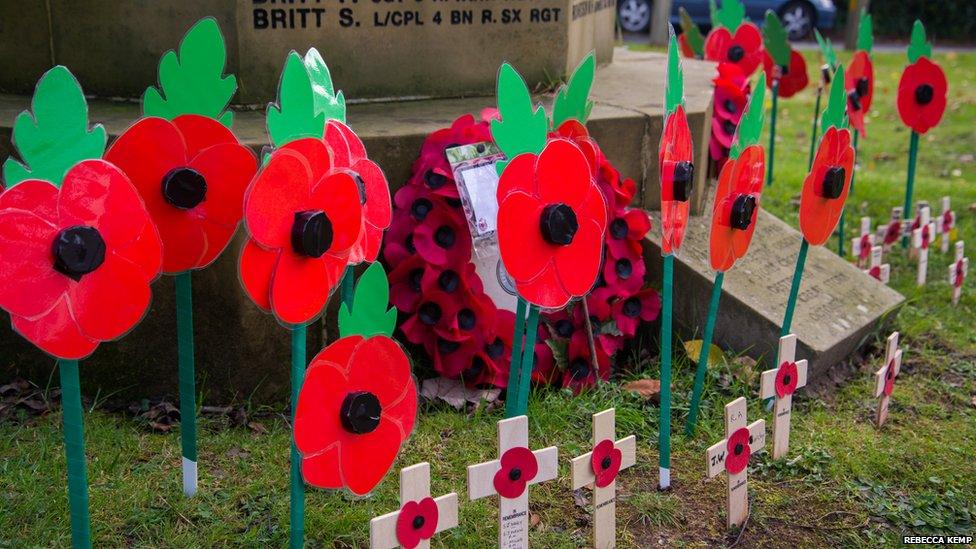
[617,0,836,40]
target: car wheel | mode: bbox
[617,0,652,33]
[779,1,816,40]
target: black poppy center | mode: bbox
[339,391,381,434]
[734,442,744,456]
[610,218,629,240]
[886,368,893,380]
[727,45,745,62]
[569,358,591,380]
[783,374,791,385]
[601,456,613,470]
[412,515,426,530]
[539,203,579,246]
[848,90,862,111]
[730,194,756,230]
[465,356,486,378]
[424,169,447,189]
[822,166,846,199]
[856,76,870,98]
[405,234,416,253]
[458,308,476,331]
[723,98,737,114]
[409,268,424,292]
[486,337,504,359]
[352,173,367,205]
[778,63,790,76]
[915,83,934,105]
[722,119,736,136]
[434,226,456,249]
[554,319,574,338]
[509,467,522,481]
[52,226,106,281]
[672,161,694,202]
[438,270,460,292]
[411,198,433,221]
[419,302,442,325]
[291,211,333,258]
[437,338,460,354]
[161,167,207,210]
[615,258,633,279]
[623,297,642,318]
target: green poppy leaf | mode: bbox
[338,263,397,339]
[490,63,548,164]
[552,52,595,129]
[266,51,326,148]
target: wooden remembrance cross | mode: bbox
[705,397,766,528]
[759,334,808,459]
[864,245,890,283]
[948,241,968,306]
[911,205,936,285]
[873,332,903,427]
[938,196,955,253]
[851,216,875,268]
[468,415,558,548]
[570,409,637,549]
[370,463,459,549]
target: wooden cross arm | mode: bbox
[570,435,637,489]
[369,493,460,549]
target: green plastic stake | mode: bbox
[857,10,873,53]
[679,7,705,58]
[711,0,746,31]
[175,271,198,497]
[3,66,106,189]
[551,52,595,129]
[505,297,528,418]
[837,131,860,256]
[901,131,920,248]
[907,20,932,63]
[303,48,346,124]
[659,254,675,489]
[685,271,724,435]
[143,18,236,127]
[267,52,326,148]
[781,240,809,337]
[59,359,92,549]
[814,29,838,71]
[338,263,397,339]
[762,11,791,68]
[821,65,848,133]
[665,32,685,115]
[767,79,779,186]
[515,305,541,417]
[490,63,548,175]
[808,90,822,170]
[290,324,307,549]
[729,73,766,160]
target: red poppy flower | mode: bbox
[400,290,458,348]
[461,347,509,388]
[954,260,966,288]
[603,248,645,294]
[882,358,897,396]
[799,127,855,246]
[493,446,538,498]
[413,204,471,268]
[0,162,162,359]
[240,139,364,325]
[882,218,902,246]
[660,105,694,255]
[409,113,493,199]
[918,224,932,250]
[395,497,439,549]
[762,49,809,99]
[868,265,883,281]
[388,255,428,313]
[942,210,955,234]
[323,120,391,264]
[709,145,765,272]
[496,139,608,309]
[591,438,623,488]
[611,288,661,337]
[562,331,611,394]
[845,51,874,136]
[531,339,558,385]
[607,208,652,259]
[104,115,257,273]
[704,23,763,77]
[897,57,948,134]
[857,233,873,262]
[710,63,750,166]
[382,209,420,266]
[294,335,417,496]
[775,360,799,398]
[724,426,752,475]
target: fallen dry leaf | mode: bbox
[420,377,500,410]
[530,513,541,528]
[623,379,661,401]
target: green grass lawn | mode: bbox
[1,49,975,547]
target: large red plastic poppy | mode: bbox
[725,426,752,475]
[493,446,538,499]
[591,438,623,488]
[396,497,439,549]
[240,139,363,325]
[294,334,417,496]
[0,161,162,359]
[704,23,763,77]
[799,127,855,246]
[897,57,948,135]
[660,105,694,255]
[762,49,809,99]
[323,120,391,264]
[845,51,875,136]
[710,63,750,167]
[709,145,765,272]
[104,115,256,274]
[496,139,608,309]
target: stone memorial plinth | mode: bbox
[643,209,906,381]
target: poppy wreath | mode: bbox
[845,50,874,137]
[897,56,948,135]
[704,22,763,77]
[725,427,752,475]
[590,438,623,488]
[762,49,809,99]
[709,145,765,272]
[293,334,418,496]
[395,497,439,549]
[710,63,751,169]
[799,126,855,246]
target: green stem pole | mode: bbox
[808,88,822,170]
[781,240,810,337]
[59,359,91,549]
[340,266,354,308]
[515,305,540,417]
[901,131,920,249]
[767,80,780,186]
[659,254,674,489]
[505,297,528,418]
[837,132,860,256]
[685,271,725,436]
[175,271,198,498]
[290,324,307,549]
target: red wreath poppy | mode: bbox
[799,127,855,246]
[562,331,611,394]
[496,139,608,309]
[591,438,623,488]
[0,162,162,359]
[775,360,799,398]
[660,105,694,255]
[611,288,661,337]
[882,359,897,396]
[897,57,948,134]
[104,115,256,274]
[294,334,417,496]
[846,51,875,136]
[409,112,494,199]
[603,248,645,294]
[388,255,428,313]
[413,204,471,268]
[400,290,458,348]
[725,426,752,475]
[709,145,765,272]
[704,23,763,77]
[762,49,809,99]
[493,446,538,499]
[396,497,439,549]
[240,139,363,325]
[531,339,559,385]
[607,208,652,259]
